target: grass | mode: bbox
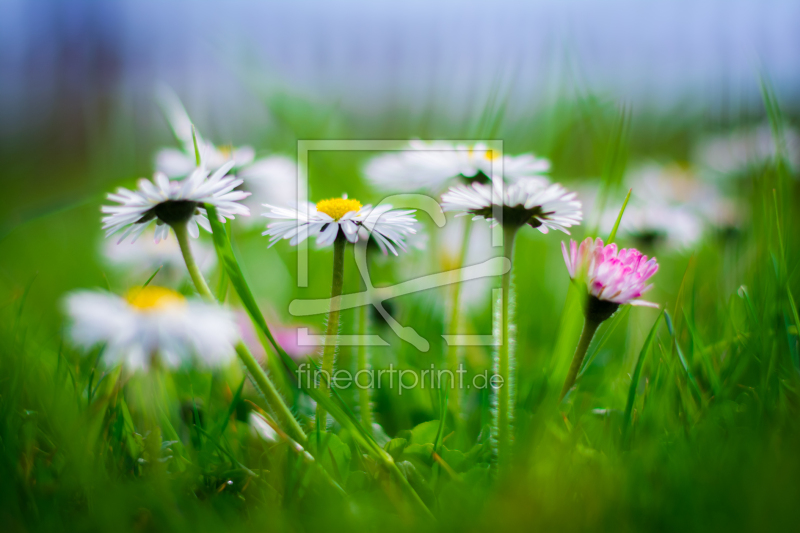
[1,85,799,532]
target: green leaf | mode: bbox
[384,438,408,460]
[307,431,352,483]
[410,420,441,445]
[623,310,663,436]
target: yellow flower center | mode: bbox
[315,197,362,221]
[125,286,186,311]
[218,145,233,158]
[468,147,500,161]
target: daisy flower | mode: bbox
[64,286,238,370]
[155,86,255,178]
[692,123,800,179]
[262,195,418,255]
[237,155,299,223]
[441,177,582,233]
[441,177,580,471]
[155,87,298,224]
[559,237,659,400]
[101,161,250,244]
[363,140,551,192]
[562,237,659,317]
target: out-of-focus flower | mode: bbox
[155,87,299,223]
[562,237,659,319]
[237,155,298,222]
[102,229,216,282]
[64,287,238,370]
[363,140,551,192]
[262,195,418,254]
[441,177,582,232]
[102,162,250,243]
[236,311,317,362]
[692,123,800,178]
[590,162,737,251]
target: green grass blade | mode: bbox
[623,310,663,438]
[142,266,162,288]
[606,188,632,244]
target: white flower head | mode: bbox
[441,177,582,233]
[236,155,299,226]
[363,140,551,192]
[155,86,256,178]
[262,195,418,255]
[692,123,800,179]
[64,286,238,370]
[155,87,297,222]
[102,162,250,244]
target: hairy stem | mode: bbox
[495,224,517,475]
[173,222,214,303]
[173,221,306,443]
[357,303,373,435]
[559,317,602,401]
[316,235,347,426]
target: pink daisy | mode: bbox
[562,237,659,316]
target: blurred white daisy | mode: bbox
[692,123,800,179]
[590,162,735,251]
[102,229,216,282]
[262,196,418,255]
[602,203,703,251]
[64,286,238,370]
[363,140,551,192]
[102,162,250,243]
[237,155,299,226]
[155,87,299,220]
[155,86,256,177]
[441,177,582,233]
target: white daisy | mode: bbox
[64,286,239,370]
[237,155,299,226]
[586,162,732,251]
[692,123,800,179]
[102,161,250,244]
[155,87,297,220]
[363,140,551,192]
[262,196,418,255]
[155,86,256,177]
[441,177,582,233]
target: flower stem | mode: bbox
[445,220,472,429]
[357,303,373,435]
[236,342,307,444]
[172,222,214,303]
[495,224,517,475]
[316,234,347,426]
[173,221,307,444]
[559,317,602,401]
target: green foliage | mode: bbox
[1,86,800,533]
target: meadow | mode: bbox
[1,81,799,533]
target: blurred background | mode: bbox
[1,0,799,338]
